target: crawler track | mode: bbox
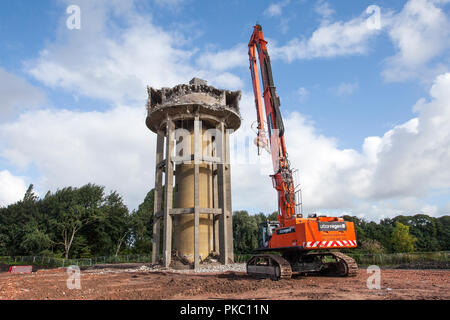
[247,251,358,279]
[331,252,358,277]
[270,254,293,279]
[246,254,292,280]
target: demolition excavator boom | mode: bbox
[246,25,358,280]
[248,24,296,228]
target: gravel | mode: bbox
[193,263,246,273]
[84,262,246,275]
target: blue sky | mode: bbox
[0,0,449,221]
[0,0,427,147]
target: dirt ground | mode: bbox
[0,267,448,300]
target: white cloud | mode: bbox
[154,0,185,7]
[334,82,359,96]
[279,17,292,34]
[420,204,438,216]
[315,0,335,19]
[297,87,309,101]
[26,0,244,104]
[383,0,450,82]
[0,0,246,211]
[268,0,450,83]
[2,0,449,221]
[0,171,28,207]
[263,0,294,33]
[27,16,195,104]
[271,11,382,62]
[440,201,450,215]
[206,72,244,90]
[0,68,46,120]
[230,72,450,220]
[264,0,291,17]
[196,44,248,72]
[0,106,155,210]
[368,73,450,198]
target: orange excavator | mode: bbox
[246,25,358,279]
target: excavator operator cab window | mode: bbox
[258,221,280,249]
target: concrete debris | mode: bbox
[192,263,246,273]
[84,262,246,275]
[189,77,208,86]
[147,78,241,112]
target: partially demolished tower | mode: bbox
[146,78,241,269]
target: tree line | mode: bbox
[0,184,448,258]
[233,211,449,254]
[0,184,149,258]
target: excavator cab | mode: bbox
[258,221,280,249]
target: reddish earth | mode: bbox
[0,268,448,300]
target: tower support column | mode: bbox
[152,130,164,264]
[163,118,174,268]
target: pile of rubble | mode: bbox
[192,263,246,273]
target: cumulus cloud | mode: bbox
[271,10,382,62]
[0,0,245,211]
[154,0,185,7]
[368,73,450,198]
[382,0,450,82]
[27,2,195,104]
[264,0,291,17]
[315,0,335,19]
[26,0,243,105]
[297,87,309,102]
[269,0,450,83]
[230,72,450,220]
[2,0,449,221]
[0,106,155,210]
[196,44,248,72]
[0,68,46,120]
[334,82,359,96]
[439,201,450,215]
[0,171,28,207]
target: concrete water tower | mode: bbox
[146,78,241,269]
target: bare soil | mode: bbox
[0,267,448,300]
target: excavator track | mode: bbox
[247,251,358,280]
[293,251,358,277]
[246,254,292,280]
[330,252,358,277]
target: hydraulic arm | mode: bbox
[248,24,297,226]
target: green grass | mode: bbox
[348,251,449,267]
[234,251,450,267]
[0,254,153,268]
[2,251,449,268]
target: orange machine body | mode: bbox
[267,217,357,250]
